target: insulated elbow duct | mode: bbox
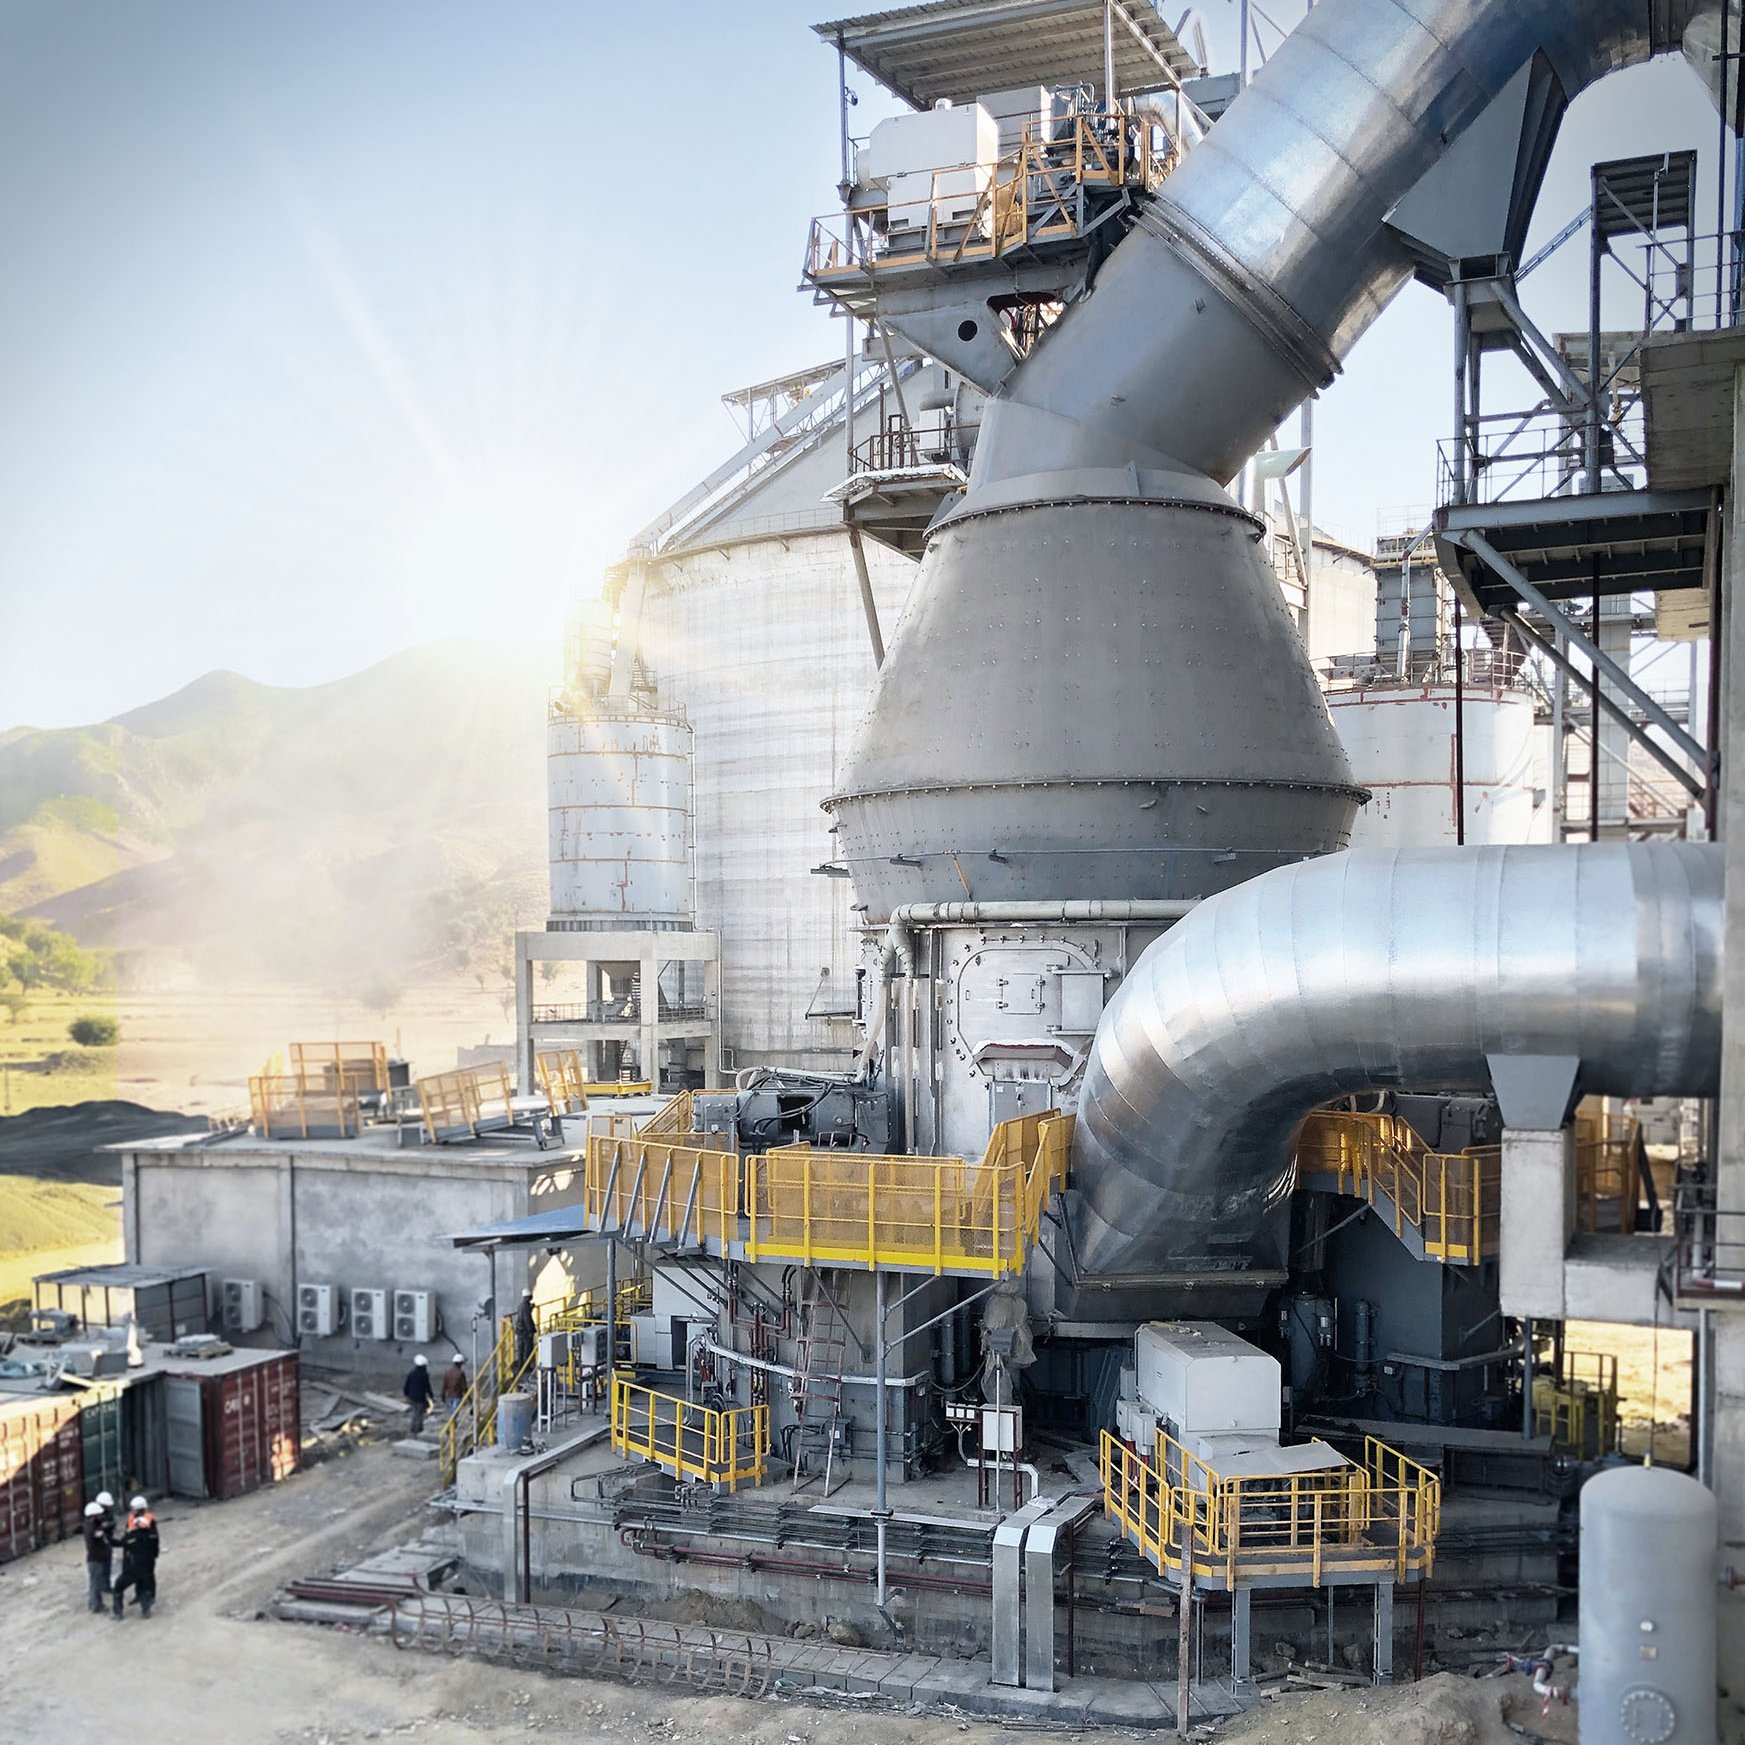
[1070,843,1723,1281]
[825,0,1703,921]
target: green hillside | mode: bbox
[0,642,552,994]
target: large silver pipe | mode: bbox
[972,0,1701,490]
[1071,843,1723,1279]
[827,0,1705,921]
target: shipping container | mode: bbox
[159,1350,300,1501]
[0,1395,84,1564]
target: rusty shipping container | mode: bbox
[161,1350,300,1501]
[0,1394,84,1564]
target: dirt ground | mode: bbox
[0,1437,1585,1745]
[0,1441,1094,1745]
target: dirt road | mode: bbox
[0,1442,1093,1745]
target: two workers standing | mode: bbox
[82,1491,159,1619]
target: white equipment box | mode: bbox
[1135,1320,1282,1438]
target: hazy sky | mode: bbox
[0,1,1724,730]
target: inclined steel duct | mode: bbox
[1070,843,1723,1281]
[824,0,1704,923]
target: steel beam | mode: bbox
[1497,609,1705,799]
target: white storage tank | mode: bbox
[1577,1465,1717,1745]
[1328,678,1538,848]
[547,706,692,930]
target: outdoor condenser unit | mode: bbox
[297,1283,336,1337]
[221,1277,264,1333]
[350,1287,389,1340]
[393,1288,434,1343]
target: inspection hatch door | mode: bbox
[165,1375,207,1499]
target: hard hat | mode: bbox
[521,1289,532,1299]
[414,1354,428,1366]
[129,1495,147,1511]
[96,1491,114,1508]
[452,1353,465,1364]
[85,1501,103,1517]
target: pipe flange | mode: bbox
[1618,1687,1676,1745]
[1136,197,1341,395]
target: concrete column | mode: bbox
[640,949,660,1090]
[1710,363,1745,1694]
[705,957,723,1087]
[1498,1127,1575,1319]
[513,933,536,1094]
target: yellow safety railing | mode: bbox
[288,1040,390,1095]
[585,1079,654,1097]
[438,1317,535,1484]
[1575,1100,1640,1234]
[249,1073,363,1139]
[584,1130,740,1249]
[578,1096,1069,1277]
[1100,1429,1439,1589]
[805,113,1173,283]
[1533,1349,1621,1457]
[417,1062,517,1142]
[1297,1111,1499,1264]
[745,1113,1071,1275]
[611,1375,768,1491]
[536,1048,591,1117]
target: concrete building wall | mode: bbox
[121,1141,600,1379]
[640,529,915,1072]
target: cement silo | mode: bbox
[514,603,721,1093]
[1327,669,1540,848]
[546,706,693,931]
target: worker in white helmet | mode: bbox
[513,1290,537,1373]
[402,1352,434,1434]
[112,1495,158,1620]
[440,1351,467,1418]
[81,1501,113,1613]
[94,1490,118,1594]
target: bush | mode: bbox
[68,1015,118,1047]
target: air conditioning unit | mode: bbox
[350,1287,389,1340]
[393,1288,434,1343]
[221,1278,263,1333]
[297,1283,336,1337]
[575,1323,610,1370]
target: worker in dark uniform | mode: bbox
[513,1290,537,1373]
[94,1490,117,1593]
[82,1501,112,1613]
[112,1495,159,1619]
[402,1353,433,1433]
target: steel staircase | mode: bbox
[790,1268,849,1495]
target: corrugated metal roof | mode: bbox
[814,0,1199,110]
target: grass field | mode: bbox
[0,989,121,1114]
[0,1175,121,1329]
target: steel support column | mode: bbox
[1460,531,1708,771]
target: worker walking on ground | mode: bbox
[403,1353,434,1433]
[81,1501,112,1614]
[111,1495,159,1620]
[513,1290,537,1373]
[441,1352,467,1417]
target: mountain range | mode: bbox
[0,643,551,994]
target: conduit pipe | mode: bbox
[1071,843,1722,1279]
